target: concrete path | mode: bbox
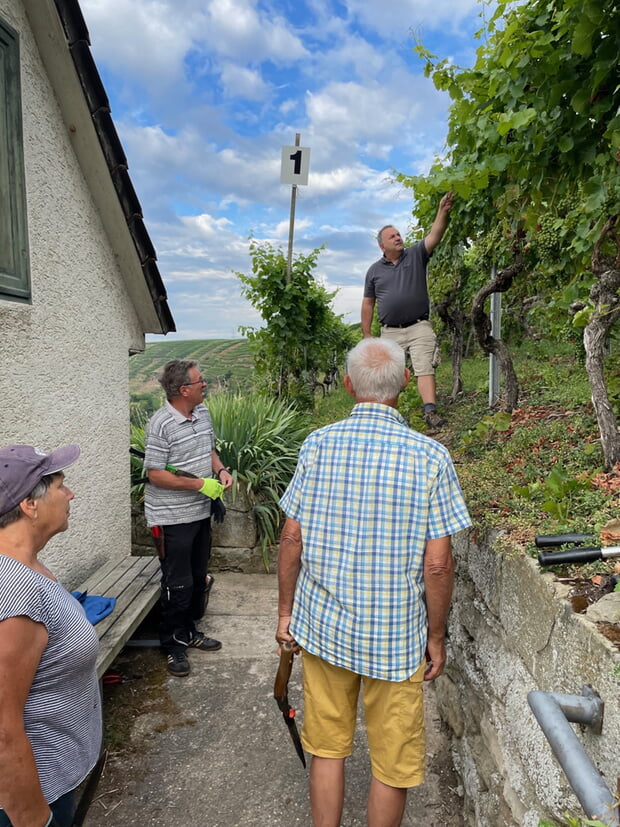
[85,572,464,826]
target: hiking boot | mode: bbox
[424,410,447,429]
[167,651,190,677]
[188,631,222,652]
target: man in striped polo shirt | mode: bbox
[144,360,233,677]
[276,337,471,827]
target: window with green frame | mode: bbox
[0,16,30,301]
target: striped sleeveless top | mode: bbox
[0,554,101,804]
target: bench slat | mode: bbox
[94,560,160,639]
[75,555,161,679]
[79,555,156,598]
[76,556,131,594]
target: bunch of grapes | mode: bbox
[533,214,560,261]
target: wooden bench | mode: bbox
[76,555,161,678]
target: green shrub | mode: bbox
[129,425,147,504]
[206,393,310,568]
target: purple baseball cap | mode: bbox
[0,444,81,516]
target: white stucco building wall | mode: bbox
[0,0,161,587]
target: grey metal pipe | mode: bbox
[528,686,619,826]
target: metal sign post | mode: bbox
[489,265,502,407]
[280,134,311,282]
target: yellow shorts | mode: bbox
[301,650,426,788]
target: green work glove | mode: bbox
[199,478,224,500]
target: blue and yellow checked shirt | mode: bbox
[280,403,471,681]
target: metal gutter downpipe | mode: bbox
[528,686,619,826]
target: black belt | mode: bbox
[383,314,429,328]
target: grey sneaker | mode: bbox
[424,410,447,429]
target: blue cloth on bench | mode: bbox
[71,590,116,625]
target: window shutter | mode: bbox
[0,17,30,301]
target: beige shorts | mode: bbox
[301,651,426,788]
[381,320,437,376]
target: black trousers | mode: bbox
[158,519,211,654]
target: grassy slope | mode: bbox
[430,340,608,543]
[312,338,620,571]
[129,339,254,397]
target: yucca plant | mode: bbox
[129,424,147,504]
[207,392,310,568]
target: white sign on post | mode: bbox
[280,145,311,186]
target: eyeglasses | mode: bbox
[183,377,206,386]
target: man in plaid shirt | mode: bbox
[276,337,471,827]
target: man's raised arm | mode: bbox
[424,192,454,255]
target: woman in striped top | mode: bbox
[0,445,101,827]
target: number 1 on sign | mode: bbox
[289,149,302,175]
[280,145,311,186]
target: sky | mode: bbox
[81,0,487,341]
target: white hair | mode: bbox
[345,338,405,402]
[0,474,54,528]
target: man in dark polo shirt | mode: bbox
[361,192,453,430]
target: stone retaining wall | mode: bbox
[131,487,275,572]
[438,530,620,826]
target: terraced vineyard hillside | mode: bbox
[129,339,254,406]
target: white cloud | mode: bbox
[182,214,233,238]
[344,0,484,37]
[79,0,481,340]
[203,0,309,62]
[273,217,313,240]
[306,82,406,144]
[218,63,270,100]
[82,0,308,111]
[324,34,387,82]
[115,122,286,215]
[81,0,200,89]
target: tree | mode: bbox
[402,0,619,463]
[237,241,355,405]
